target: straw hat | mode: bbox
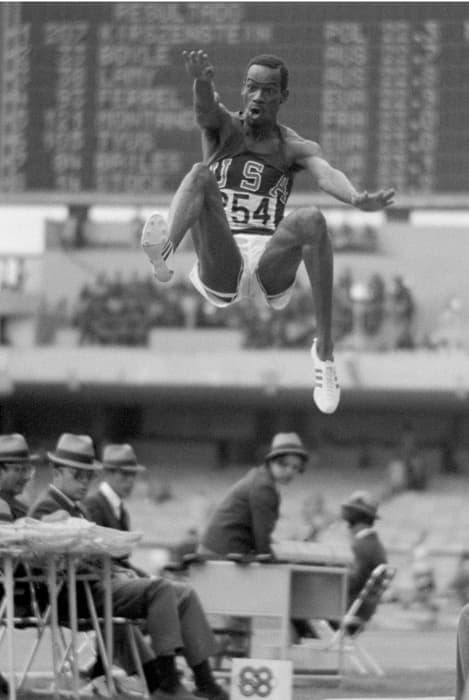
[102,444,146,473]
[265,432,308,463]
[0,433,38,463]
[47,433,102,471]
[341,490,380,521]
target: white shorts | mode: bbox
[189,234,294,310]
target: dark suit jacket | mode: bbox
[83,489,129,530]
[0,491,33,612]
[200,465,279,556]
[28,485,104,618]
[348,529,387,621]
[28,485,86,520]
[82,488,146,577]
[0,490,27,521]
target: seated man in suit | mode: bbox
[28,433,227,700]
[84,443,144,530]
[0,433,36,522]
[341,490,388,623]
[83,443,147,577]
[294,489,388,639]
[0,433,39,695]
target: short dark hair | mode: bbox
[246,54,289,91]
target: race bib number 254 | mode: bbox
[221,190,276,231]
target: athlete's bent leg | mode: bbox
[258,207,333,357]
[257,207,340,414]
[142,163,242,294]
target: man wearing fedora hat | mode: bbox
[29,433,227,700]
[293,489,387,640]
[340,490,387,621]
[83,443,148,579]
[199,432,308,558]
[84,443,146,533]
[0,433,37,522]
[0,433,38,696]
[29,432,102,521]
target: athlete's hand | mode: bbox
[182,49,215,81]
[354,188,395,211]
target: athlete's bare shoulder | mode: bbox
[279,124,323,165]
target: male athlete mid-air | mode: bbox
[141,50,394,414]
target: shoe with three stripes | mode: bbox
[311,338,340,414]
[141,213,174,283]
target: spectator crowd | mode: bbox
[36,269,418,350]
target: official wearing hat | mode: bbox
[84,444,146,533]
[29,433,102,520]
[0,433,38,522]
[341,490,380,523]
[199,432,308,558]
[29,435,226,700]
[340,489,387,621]
[0,432,39,668]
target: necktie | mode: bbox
[118,503,129,530]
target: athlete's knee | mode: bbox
[296,206,327,233]
[290,207,328,245]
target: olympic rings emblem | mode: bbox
[237,665,276,697]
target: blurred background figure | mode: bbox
[450,550,469,608]
[388,275,416,350]
[299,492,335,542]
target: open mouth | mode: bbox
[248,105,262,117]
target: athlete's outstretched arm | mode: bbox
[182,49,225,129]
[299,149,395,211]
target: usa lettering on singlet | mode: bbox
[209,153,296,235]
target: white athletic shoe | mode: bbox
[311,338,340,414]
[141,213,174,283]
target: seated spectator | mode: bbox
[294,489,387,639]
[198,433,308,650]
[199,432,308,558]
[0,433,36,521]
[340,491,388,623]
[0,433,39,696]
[83,443,148,577]
[28,433,227,700]
[65,266,417,351]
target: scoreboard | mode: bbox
[1,2,469,199]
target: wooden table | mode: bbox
[187,559,348,678]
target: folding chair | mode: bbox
[312,563,397,676]
[0,556,69,699]
[0,553,147,700]
[55,555,150,699]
